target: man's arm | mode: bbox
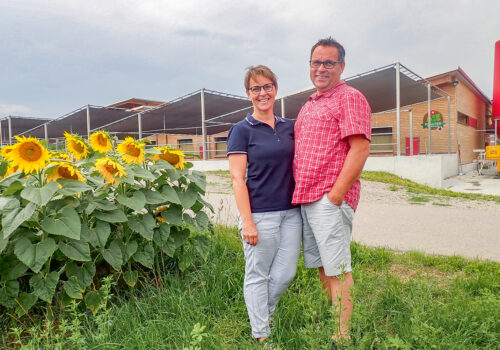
[327,134,370,206]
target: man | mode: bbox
[293,37,371,348]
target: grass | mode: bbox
[207,170,500,203]
[361,171,500,203]
[2,226,499,349]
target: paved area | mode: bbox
[205,173,500,262]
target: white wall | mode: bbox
[364,154,459,188]
[192,154,461,189]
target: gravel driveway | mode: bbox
[205,174,500,262]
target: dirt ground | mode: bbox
[205,173,500,262]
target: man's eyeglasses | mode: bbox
[309,60,341,69]
[248,83,274,95]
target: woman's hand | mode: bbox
[242,220,258,246]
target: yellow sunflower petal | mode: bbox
[152,146,186,170]
[89,131,113,154]
[117,137,145,165]
[46,162,86,182]
[95,157,127,184]
[7,136,50,174]
[64,132,89,160]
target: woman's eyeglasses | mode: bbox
[248,83,274,95]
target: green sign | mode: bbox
[422,110,445,130]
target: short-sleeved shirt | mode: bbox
[292,81,371,211]
[227,113,296,213]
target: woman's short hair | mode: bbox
[244,65,278,90]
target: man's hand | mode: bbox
[242,220,258,246]
[327,191,343,206]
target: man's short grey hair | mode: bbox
[310,37,346,63]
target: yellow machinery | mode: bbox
[486,145,500,172]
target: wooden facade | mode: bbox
[372,68,492,164]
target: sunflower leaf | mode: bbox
[56,179,93,196]
[41,207,81,240]
[87,221,111,248]
[30,271,59,303]
[161,185,181,204]
[1,181,24,196]
[133,243,154,268]
[102,239,123,271]
[2,202,36,239]
[14,237,57,273]
[0,280,19,308]
[63,276,84,299]
[140,189,167,205]
[15,292,38,316]
[93,209,128,223]
[117,191,146,212]
[20,181,59,206]
[128,214,155,240]
[58,240,91,262]
[123,270,138,287]
[65,261,95,289]
[130,165,156,180]
[161,205,183,226]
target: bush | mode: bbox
[0,133,212,316]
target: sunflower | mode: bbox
[89,131,113,154]
[116,137,145,164]
[152,146,186,170]
[94,157,127,184]
[64,132,89,160]
[49,151,71,161]
[4,165,19,177]
[6,136,50,174]
[46,162,85,182]
[1,145,15,159]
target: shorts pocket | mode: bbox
[251,212,267,225]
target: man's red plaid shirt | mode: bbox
[292,81,372,211]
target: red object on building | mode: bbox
[405,137,420,156]
[469,117,478,128]
[493,40,500,137]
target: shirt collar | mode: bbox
[245,113,286,126]
[309,80,346,101]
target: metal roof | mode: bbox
[14,63,446,140]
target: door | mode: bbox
[405,137,419,156]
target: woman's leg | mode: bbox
[267,208,302,316]
[241,211,280,339]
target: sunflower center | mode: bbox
[104,164,119,175]
[97,134,107,146]
[126,145,141,157]
[58,165,78,179]
[71,140,85,153]
[160,152,179,165]
[19,142,42,161]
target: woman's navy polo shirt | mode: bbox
[227,113,296,213]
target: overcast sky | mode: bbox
[1,0,499,119]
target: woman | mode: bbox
[227,65,302,342]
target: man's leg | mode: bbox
[318,267,354,341]
[302,195,355,341]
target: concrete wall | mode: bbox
[364,153,459,188]
[192,154,461,189]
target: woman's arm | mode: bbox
[229,154,258,246]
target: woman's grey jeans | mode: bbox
[239,207,302,338]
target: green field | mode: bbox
[3,226,498,350]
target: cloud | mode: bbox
[0,103,39,117]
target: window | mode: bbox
[178,139,194,153]
[457,112,469,126]
[370,127,393,153]
[214,137,227,157]
[457,112,478,128]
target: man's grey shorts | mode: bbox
[301,193,355,276]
